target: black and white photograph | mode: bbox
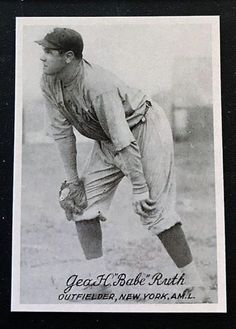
[11,16,226,312]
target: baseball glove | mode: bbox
[59,180,88,221]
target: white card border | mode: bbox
[12,15,226,313]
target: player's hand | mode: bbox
[59,180,88,221]
[133,197,157,217]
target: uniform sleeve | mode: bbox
[116,141,149,197]
[43,96,74,141]
[92,90,149,197]
[92,90,135,151]
[40,75,74,140]
[42,88,79,183]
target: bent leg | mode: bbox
[132,104,181,234]
[132,105,209,300]
[74,141,124,222]
[74,141,123,260]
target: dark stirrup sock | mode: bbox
[158,223,193,268]
[75,217,103,259]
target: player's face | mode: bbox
[40,48,66,75]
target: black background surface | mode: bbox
[0,0,235,328]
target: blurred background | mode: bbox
[20,22,217,304]
[23,23,213,143]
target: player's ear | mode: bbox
[64,51,75,64]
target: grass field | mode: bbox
[20,137,217,304]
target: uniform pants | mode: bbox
[74,101,181,235]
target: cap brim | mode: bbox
[34,39,61,50]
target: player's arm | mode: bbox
[43,96,79,184]
[117,142,157,217]
[92,90,156,217]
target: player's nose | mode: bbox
[40,54,46,62]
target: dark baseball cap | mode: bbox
[35,28,84,58]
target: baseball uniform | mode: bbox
[41,59,181,235]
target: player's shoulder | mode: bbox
[82,60,124,100]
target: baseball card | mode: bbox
[11,16,226,312]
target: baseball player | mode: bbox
[36,27,209,302]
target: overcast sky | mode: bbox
[22,18,212,100]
